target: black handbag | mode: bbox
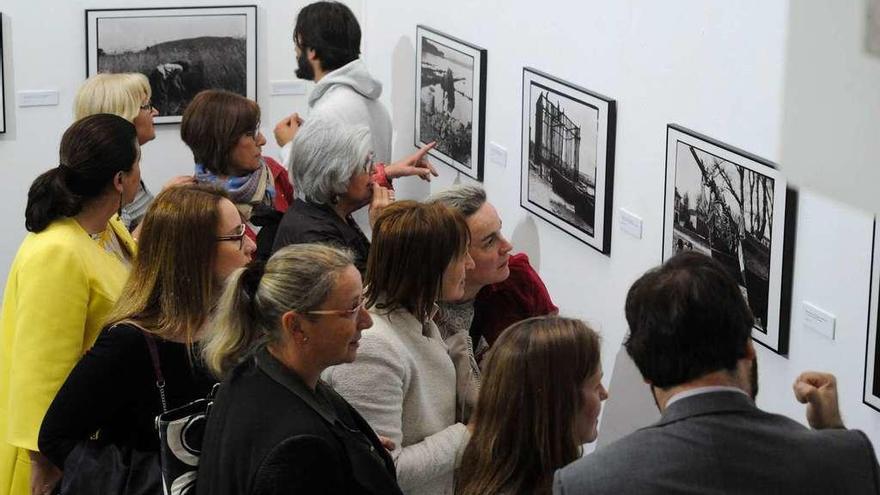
[57,326,166,494]
[143,333,217,495]
[59,441,161,495]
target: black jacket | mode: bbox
[39,323,215,468]
[196,347,402,495]
[272,199,370,274]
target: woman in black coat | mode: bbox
[197,244,402,495]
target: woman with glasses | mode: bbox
[74,72,193,231]
[323,201,475,495]
[196,244,402,495]
[272,116,436,274]
[182,89,295,260]
[37,185,255,494]
[0,114,140,495]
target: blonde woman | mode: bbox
[196,245,401,495]
[75,72,192,230]
[37,185,254,494]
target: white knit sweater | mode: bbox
[323,307,469,495]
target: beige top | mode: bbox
[323,306,469,495]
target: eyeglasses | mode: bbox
[140,100,154,111]
[304,297,367,321]
[244,124,262,140]
[216,223,247,250]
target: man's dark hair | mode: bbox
[293,1,361,73]
[624,251,754,388]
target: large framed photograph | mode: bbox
[415,25,486,181]
[663,125,796,354]
[0,12,5,134]
[864,220,880,412]
[86,6,257,124]
[520,68,615,254]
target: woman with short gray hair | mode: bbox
[272,116,437,273]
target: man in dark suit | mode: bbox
[554,251,880,494]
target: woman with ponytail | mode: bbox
[0,114,141,495]
[37,185,254,492]
[197,244,402,495]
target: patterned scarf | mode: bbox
[194,159,275,220]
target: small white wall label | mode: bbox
[17,90,60,107]
[619,208,643,239]
[270,80,307,96]
[802,301,836,340]
[488,142,507,167]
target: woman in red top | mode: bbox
[182,89,295,259]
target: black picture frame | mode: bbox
[414,25,486,181]
[85,5,257,124]
[662,124,797,355]
[0,12,6,134]
[864,219,880,412]
[519,67,616,254]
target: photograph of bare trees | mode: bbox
[415,26,485,180]
[520,68,615,254]
[664,125,795,354]
[86,6,257,124]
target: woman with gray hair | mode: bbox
[197,244,403,495]
[272,117,436,273]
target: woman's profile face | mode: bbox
[439,249,475,302]
[133,96,158,145]
[229,127,266,176]
[575,368,609,444]
[338,155,375,209]
[301,265,373,367]
[213,199,256,281]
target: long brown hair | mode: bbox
[365,201,469,320]
[105,184,230,346]
[457,316,601,495]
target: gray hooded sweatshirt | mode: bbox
[281,59,393,165]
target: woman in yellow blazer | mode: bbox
[0,114,141,495]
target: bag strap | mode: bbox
[140,330,169,413]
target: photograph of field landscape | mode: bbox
[93,11,249,119]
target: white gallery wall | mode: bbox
[2,0,880,449]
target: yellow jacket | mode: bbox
[0,216,135,495]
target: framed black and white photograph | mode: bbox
[520,68,615,254]
[86,6,257,124]
[0,12,6,134]
[864,220,880,412]
[868,0,880,57]
[663,125,796,354]
[415,25,486,181]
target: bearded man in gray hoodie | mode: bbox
[275,1,436,185]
